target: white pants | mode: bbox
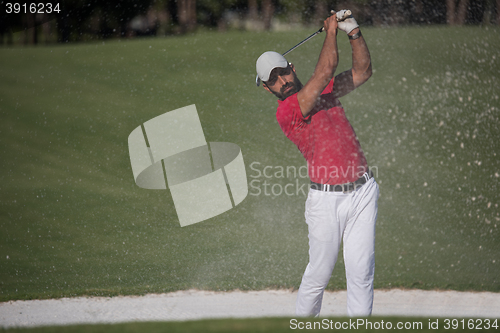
[296,177,379,317]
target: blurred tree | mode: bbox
[0,10,14,44]
[4,0,495,45]
[262,0,275,29]
[277,0,307,26]
[0,1,57,44]
[248,0,258,20]
[410,0,447,24]
[369,0,408,25]
[178,0,197,33]
[100,0,154,37]
[24,13,37,44]
[498,0,500,24]
[153,0,173,35]
[446,0,470,25]
[198,0,238,30]
[466,0,486,23]
[277,0,306,22]
[38,13,56,44]
[56,0,96,42]
[368,0,450,25]
[481,0,494,24]
[314,0,327,26]
[54,0,157,42]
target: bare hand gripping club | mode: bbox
[255,10,352,86]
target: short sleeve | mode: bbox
[323,77,335,94]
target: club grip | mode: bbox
[320,10,352,31]
[336,9,352,21]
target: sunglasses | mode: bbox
[265,66,292,86]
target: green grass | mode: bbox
[3,317,499,333]
[1,26,499,302]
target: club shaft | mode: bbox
[281,27,324,56]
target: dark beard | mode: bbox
[271,76,303,101]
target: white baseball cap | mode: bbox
[255,51,288,86]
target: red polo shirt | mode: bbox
[276,79,368,185]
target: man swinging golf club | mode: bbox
[256,10,379,317]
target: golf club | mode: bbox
[256,10,351,86]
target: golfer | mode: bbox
[256,11,379,317]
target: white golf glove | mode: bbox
[335,9,359,34]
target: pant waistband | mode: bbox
[310,169,374,193]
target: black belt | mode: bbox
[310,169,374,193]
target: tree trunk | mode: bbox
[189,0,196,31]
[248,0,258,21]
[33,16,38,45]
[40,13,52,44]
[24,13,37,45]
[447,0,470,25]
[262,0,274,30]
[446,0,456,24]
[456,0,470,25]
[314,0,328,27]
[497,0,500,24]
[178,0,196,33]
[157,7,171,35]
